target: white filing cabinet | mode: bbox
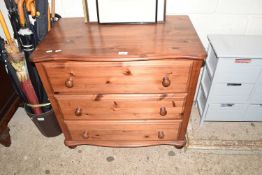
[197,35,262,124]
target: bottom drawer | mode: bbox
[205,104,247,121]
[245,104,262,121]
[65,120,181,141]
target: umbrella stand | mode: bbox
[2,0,62,137]
[1,9,42,114]
[16,1,50,112]
[24,103,61,137]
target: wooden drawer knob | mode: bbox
[158,131,165,139]
[75,107,82,116]
[65,77,74,88]
[162,76,171,87]
[160,107,167,116]
[82,131,89,139]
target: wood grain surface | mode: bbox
[65,120,181,141]
[31,16,206,62]
[55,93,186,120]
[42,60,193,94]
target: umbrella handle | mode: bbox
[25,0,34,12]
[30,2,36,17]
[25,0,36,17]
[17,0,26,27]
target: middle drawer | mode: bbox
[42,60,193,94]
[55,94,187,120]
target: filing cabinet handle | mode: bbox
[82,131,89,139]
[75,107,82,116]
[227,83,242,86]
[235,59,251,63]
[65,77,74,88]
[158,131,165,139]
[162,76,171,87]
[221,104,234,107]
[160,107,167,116]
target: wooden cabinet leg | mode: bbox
[174,140,186,149]
[68,145,77,149]
[174,144,185,149]
[0,127,11,147]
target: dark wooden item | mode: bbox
[0,63,20,147]
[31,16,206,148]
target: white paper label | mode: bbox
[118,51,129,55]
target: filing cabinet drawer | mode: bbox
[245,104,262,121]
[215,59,261,83]
[210,83,254,103]
[205,104,247,121]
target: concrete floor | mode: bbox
[0,107,262,175]
[187,107,262,151]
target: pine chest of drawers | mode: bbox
[31,16,206,148]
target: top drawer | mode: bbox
[215,58,262,83]
[42,60,193,94]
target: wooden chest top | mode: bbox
[31,16,206,62]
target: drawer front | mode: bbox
[209,83,254,103]
[56,94,186,120]
[65,120,181,141]
[215,59,261,83]
[205,104,247,121]
[43,60,193,93]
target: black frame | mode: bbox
[95,0,166,24]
